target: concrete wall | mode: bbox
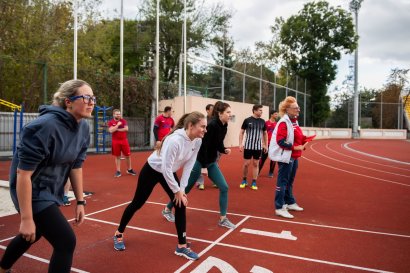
[359,129,407,139]
[159,96,269,147]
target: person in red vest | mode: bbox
[259,109,278,178]
[108,109,137,178]
[153,106,175,149]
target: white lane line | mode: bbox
[240,228,297,241]
[344,142,410,166]
[308,143,410,178]
[0,245,90,273]
[215,242,394,273]
[87,215,394,273]
[174,216,251,273]
[83,200,410,239]
[325,143,410,172]
[302,155,410,187]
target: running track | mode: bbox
[0,139,409,273]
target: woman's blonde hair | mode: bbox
[52,79,91,109]
[278,96,297,117]
[157,111,205,154]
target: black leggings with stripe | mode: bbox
[0,204,76,273]
[117,162,187,244]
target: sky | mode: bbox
[99,0,410,91]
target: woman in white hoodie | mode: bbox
[112,111,206,261]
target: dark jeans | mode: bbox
[275,158,298,209]
[118,162,187,244]
[0,204,76,273]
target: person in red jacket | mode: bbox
[108,109,137,178]
[259,109,278,178]
[269,96,308,219]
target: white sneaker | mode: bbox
[275,208,294,219]
[287,203,304,211]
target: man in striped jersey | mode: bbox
[239,104,268,190]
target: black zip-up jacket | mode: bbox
[197,117,227,166]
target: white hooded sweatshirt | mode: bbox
[148,128,202,193]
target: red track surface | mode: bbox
[1,139,410,273]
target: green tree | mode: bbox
[277,1,357,125]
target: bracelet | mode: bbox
[77,200,86,206]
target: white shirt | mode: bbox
[148,128,202,193]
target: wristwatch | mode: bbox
[76,200,86,206]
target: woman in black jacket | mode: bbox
[162,101,236,229]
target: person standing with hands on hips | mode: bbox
[0,79,94,273]
[108,109,137,178]
[113,111,207,261]
[269,96,309,219]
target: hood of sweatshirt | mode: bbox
[38,105,79,131]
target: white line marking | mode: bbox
[0,245,89,273]
[344,141,410,165]
[87,214,395,273]
[215,242,394,273]
[302,155,410,187]
[174,216,251,273]
[325,142,410,172]
[240,228,297,241]
[309,142,410,178]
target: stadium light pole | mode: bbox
[350,0,363,138]
[156,0,160,117]
[73,0,78,79]
[120,0,124,115]
[183,0,187,113]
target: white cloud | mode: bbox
[99,0,410,90]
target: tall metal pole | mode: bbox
[183,0,187,113]
[155,0,160,116]
[242,62,246,103]
[259,65,262,104]
[221,34,225,101]
[350,0,363,138]
[120,0,124,115]
[73,0,78,79]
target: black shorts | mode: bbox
[244,149,262,160]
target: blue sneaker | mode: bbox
[175,246,199,260]
[240,180,248,189]
[63,195,71,206]
[113,233,125,251]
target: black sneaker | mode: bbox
[126,169,137,176]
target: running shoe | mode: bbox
[286,203,304,211]
[218,218,236,229]
[251,181,258,190]
[198,184,205,190]
[126,169,137,176]
[240,180,247,188]
[268,172,274,178]
[63,195,71,206]
[114,171,121,178]
[275,207,294,219]
[113,233,125,251]
[175,246,199,260]
[162,209,175,222]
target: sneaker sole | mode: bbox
[218,223,236,229]
[114,246,125,251]
[275,212,294,219]
[174,251,198,260]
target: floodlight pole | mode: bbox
[155,0,160,117]
[350,0,363,138]
[73,0,78,79]
[183,0,187,113]
[120,0,124,115]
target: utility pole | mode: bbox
[350,0,364,138]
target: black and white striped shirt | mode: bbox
[241,116,266,150]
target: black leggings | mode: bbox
[118,162,187,244]
[0,204,76,273]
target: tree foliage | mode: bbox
[263,1,357,125]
